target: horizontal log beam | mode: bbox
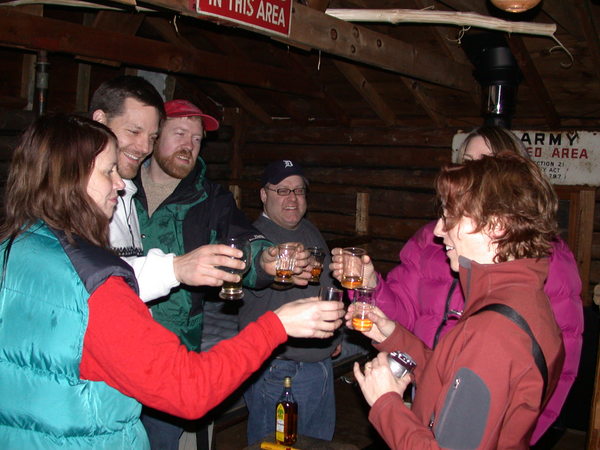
[0,7,322,98]
[143,0,475,92]
[241,143,451,169]
[245,125,455,146]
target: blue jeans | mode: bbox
[141,408,183,450]
[243,358,335,445]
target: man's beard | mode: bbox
[154,150,194,180]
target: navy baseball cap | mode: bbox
[261,160,308,186]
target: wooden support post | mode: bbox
[75,63,91,114]
[356,192,369,236]
[577,188,595,306]
[229,184,241,209]
[231,110,246,181]
[589,345,600,449]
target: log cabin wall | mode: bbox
[0,1,599,443]
[206,123,453,276]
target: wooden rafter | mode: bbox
[542,0,585,40]
[399,77,447,128]
[0,7,324,98]
[378,0,474,126]
[575,2,600,81]
[506,35,560,128]
[286,52,350,125]
[144,17,273,124]
[333,59,396,126]
[324,8,556,37]
[141,0,475,92]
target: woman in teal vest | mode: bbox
[0,114,345,449]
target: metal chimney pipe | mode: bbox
[473,46,521,128]
[34,50,49,117]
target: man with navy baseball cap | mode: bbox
[240,159,340,445]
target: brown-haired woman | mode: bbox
[0,114,344,449]
[349,154,565,448]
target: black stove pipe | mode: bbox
[473,45,522,129]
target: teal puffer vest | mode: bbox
[0,223,149,449]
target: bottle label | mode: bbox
[275,404,285,441]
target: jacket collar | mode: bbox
[458,256,549,318]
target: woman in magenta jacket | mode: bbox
[346,126,583,444]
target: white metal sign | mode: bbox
[452,130,600,186]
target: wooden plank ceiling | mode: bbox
[0,0,598,130]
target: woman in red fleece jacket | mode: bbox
[344,154,565,449]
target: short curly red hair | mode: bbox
[436,152,557,262]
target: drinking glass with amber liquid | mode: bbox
[217,237,251,300]
[341,247,366,289]
[275,243,297,284]
[275,376,297,446]
[351,287,376,332]
[307,246,325,284]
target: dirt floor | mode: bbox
[210,376,587,450]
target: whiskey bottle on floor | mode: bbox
[275,376,297,446]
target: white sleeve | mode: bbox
[123,249,180,302]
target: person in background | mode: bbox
[0,114,345,450]
[133,102,311,448]
[90,76,247,303]
[350,153,565,448]
[239,160,341,445]
[332,126,583,445]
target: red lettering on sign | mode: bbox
[194,0,291,36]
[550,148,590,159]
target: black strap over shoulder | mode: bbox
[472,303,548,402]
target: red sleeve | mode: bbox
[80,276,287,419]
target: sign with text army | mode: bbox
[452,131,600,186]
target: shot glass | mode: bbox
[217,237,250,300]
[351,286,375,332]
[275,243,297,284]
[319,286,343,301]
[307,246,326,284]
[341,247,366,289]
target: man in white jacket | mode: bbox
[90,75,247,301]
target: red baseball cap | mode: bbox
[164,99,220,131]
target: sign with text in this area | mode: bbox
[194,0,292,36]
[452,130,600,186]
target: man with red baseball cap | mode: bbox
[91,78,251,305]
[132,99,310,448]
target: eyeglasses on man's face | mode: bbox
[265,187,307,196]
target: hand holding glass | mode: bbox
[275,243,297,284]
[217,237,251,300]
[351,287,376,331]
[307,247,326,284]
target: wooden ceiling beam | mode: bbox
[333,59,396,126]
[542,0,585,40]
[0,7,323,98]
[343,0,475,124]
[217,83,272,125]
[399,77,447,128]
[286,52,350,125]
[143,0,475,92]
[506,35,560,128]
[78,12,145,67]
[575,2,600,81]
[144,17,273,124]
